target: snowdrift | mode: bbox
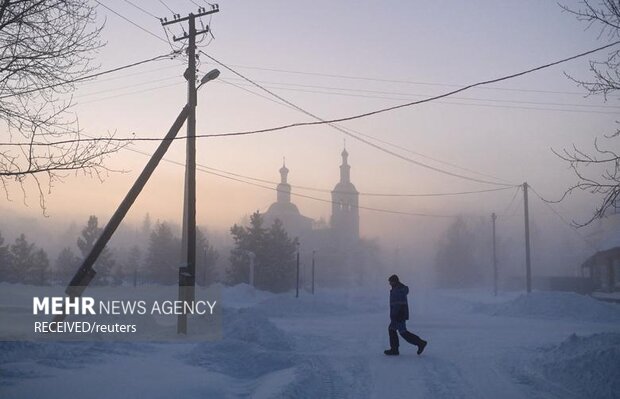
[532,333,620,399]
[475,291,620,323]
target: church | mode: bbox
[261,148,370,286]
[263,147,360,245]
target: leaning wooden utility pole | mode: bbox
[53,106,190,323]
[523,182,532,293]
[161,4,219,334]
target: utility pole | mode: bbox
[311,250,315,295]
[492,213,497,297]
[248,251,255,288]
[161,5,219,334]
[296,243,300,298]
[523,182,532,293]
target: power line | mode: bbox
[75,75,182,99]
[218,78,513,185]
[221,77,620,111]
[223,78,620,114]
[105,139,461,218]
[198,40,620,136]
[123,0,159,19]
[5,40,620,154]
[77,63,183,87]
[499,185,522,217]
[0,52,176,100]
[207,62,620,98]
[197,39,620,138]
[219,78,514,184]
[94,0,168,43]
[76,81,184,105]
[217,79,505,186]
[529,186,599,251]
[158,0,176,14]
[186,160,516,197]
[201,51,514,187]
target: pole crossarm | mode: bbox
[160,7,219,27]
[174,28,210,42]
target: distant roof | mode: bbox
[267,201,300,215]
[582,246,620,268]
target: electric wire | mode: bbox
[215,78,510,185]
[101,139,461,218]
[499,185,522,217]
[123,0,159,19]
[5,19,619,195]
[158,0,175,14]
[211,62,620,98]
[221,77,620,111]
[76,81,183,105]
[94,0,168,43]
[201,51,514,187]
[0,53,177,100]
[193,39,620,143]
[529,186,599,251]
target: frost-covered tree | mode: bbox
[77,215,115,285]
[124,245,142,284]
[228,212,297,293]
[54,247,80,284]
[196,227,219,287]
[228,211,268,286]
[261,219,297,293]
[0,230,10,280]
[434,217,482,288]
[144,221,180,284]
[7,234,48,284]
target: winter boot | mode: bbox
[417,340,427,355]
[384,348,399,356]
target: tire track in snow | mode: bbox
[418,355,477,399]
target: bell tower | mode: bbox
[331,147,359,241]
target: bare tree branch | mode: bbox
[557,1,620,225]
[0,0,127,211]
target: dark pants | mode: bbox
[388,321,424,350]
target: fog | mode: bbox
[0,0,614,289]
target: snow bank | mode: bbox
[186,308,295,380]
[217,283,275,309]
[0,341,152,385]
[534,333,620,399]
[223,307,291,350]
[475,291,620,323]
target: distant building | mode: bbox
[330,148,360,243]
[581,210,620,297]
[581,247,620,293]
[254,148,370,287]
[263,160,313,239]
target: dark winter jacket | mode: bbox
[389,282,410,322]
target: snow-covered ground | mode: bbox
[1,284,619,398]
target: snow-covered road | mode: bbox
[1,286,619,398]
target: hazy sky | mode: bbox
[1,0,618,251]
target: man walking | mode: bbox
[384,274,427,356]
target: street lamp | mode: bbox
[197,68,220,90]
